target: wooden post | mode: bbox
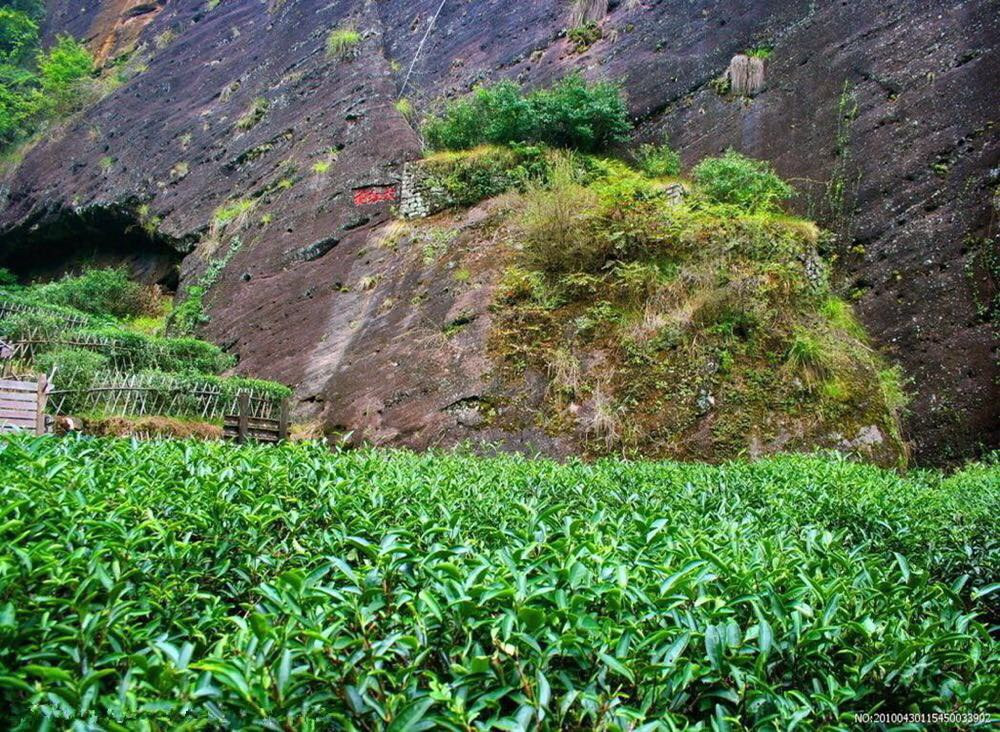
[35,374,47,436]
[237,392,249,444]
[278,399,289,441]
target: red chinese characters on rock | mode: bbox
[353,186,398,206]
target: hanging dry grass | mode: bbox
[569,0,608,27]
[726,54,766,96]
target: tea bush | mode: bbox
[0,435,996,729]
[57,326,236,374]
[24,267,153,319]
[423,74,630,153]
[32,347,107,411]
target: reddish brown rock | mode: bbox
[1,0,996,463]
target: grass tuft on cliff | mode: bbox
[325,26,360,59]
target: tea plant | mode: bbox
[0,435,996,729]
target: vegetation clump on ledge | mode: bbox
[325,26,360,60]
[416,144,551,208]
[479,147,908,464]
[0,435,996,728]
[421,74,630,153]
[405,75,904,463]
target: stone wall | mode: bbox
[399,163,453,219]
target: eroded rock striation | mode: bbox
[1,0,996,463]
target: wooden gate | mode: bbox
[223,393,289,444]
[0,375,48,435]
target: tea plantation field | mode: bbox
[0,435,997,729]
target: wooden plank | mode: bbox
[224,425,280,437]
[237,392,249,445]
[0,378,37,391]
[278,400,289,441]
[246,428,279,437]
[0,417,36,428]
[224,416,279,427]
[36,374,46,435]
[0,386,38,401]
[0,397,38,410]
[0,408,34,420]
[0,412,34,422]
[223,426,279,443]
[248,417,280,426]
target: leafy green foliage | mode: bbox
[167,236,243,337]
[422,74,630,153]
[0,16,94,150]
[746,46,773,59]
[3,0,45,23]
[25,267,155,320]
[634,139,681,178]
[0,436,996,728]
[2,267,289,419]
[785,327,827,385]
[567,21,602,52]
[0,7,38,64]
[165,284,208,336]
[493,153,904,461]
[32,347,108,411]
[35,34,93,114]
[692,150,793,212]
[43,326,237,374]
[0,5,40,147]
[236,96,269,131]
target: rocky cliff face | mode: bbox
[1,0,996,463]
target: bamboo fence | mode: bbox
[0,300,91,329]
[47,369,284,422]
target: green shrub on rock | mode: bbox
[0,7,38,64]
[36,34,94,115]
[634,139,681,178]
[692,149,793,212]
[62,326,236,374]
[165,285,208,337]
[419,143,549,207]
[423,74,630,153]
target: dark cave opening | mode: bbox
[0,204,187,291]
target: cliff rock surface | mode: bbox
[1,0,996,463]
